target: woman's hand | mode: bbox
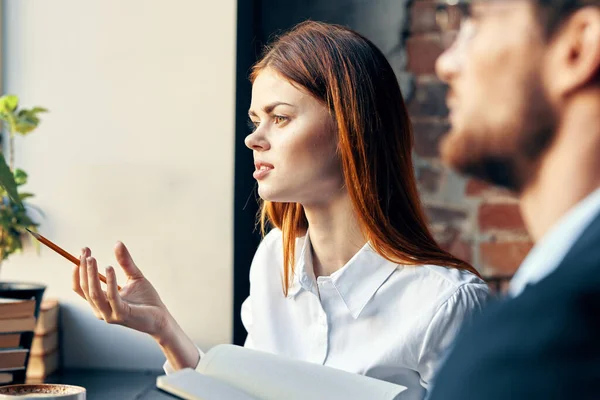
[72,242,169,338]
[73,241,202,370]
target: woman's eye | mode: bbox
[247,119,259,132]
[273,115,288,125]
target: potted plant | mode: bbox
[0,94,48,319]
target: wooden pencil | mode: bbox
[26,229,122,290]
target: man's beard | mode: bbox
[441,81,557,193]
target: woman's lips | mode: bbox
[253,162,274,180]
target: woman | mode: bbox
[73,21,488,397]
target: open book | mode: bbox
[157,344,406,400]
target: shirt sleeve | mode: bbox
[162,346,205,375]
[417,283,489,390]
[240,295,255,349]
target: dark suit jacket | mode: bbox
[428,210,600,400]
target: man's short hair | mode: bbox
[537,0,599,37]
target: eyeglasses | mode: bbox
[435,0,475,49]
[435,1,472,34]
[435,0,600,36]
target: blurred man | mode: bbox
[429,1,600,398]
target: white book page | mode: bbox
[157,368,258,400]
[197,344,407,400]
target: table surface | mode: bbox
[43,369,179,400]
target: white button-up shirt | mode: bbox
[243,229,488,398]
[165,229,489,399]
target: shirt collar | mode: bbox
[287,233,317,298]
[509,187,600,297]
[287,231,398,319]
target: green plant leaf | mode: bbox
[0,111,18,136]
[0,96,47,261]
[18,192,34,200]
[15,121,38,135]
[13,169,28,186]
[0,95,18,113]
[15,109,46,135]
[0,197,40,260]
[0,153,23,207]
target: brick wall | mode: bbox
[407,1,532,290]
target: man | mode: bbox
[428,0,600,398]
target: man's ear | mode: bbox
[544,7,600,99]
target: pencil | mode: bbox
[26,228,122,291]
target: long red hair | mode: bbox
[251,21,479,296]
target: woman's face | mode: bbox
[246,68,343,205]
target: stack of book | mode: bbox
[26,299,60,382]
[0,297,36,385]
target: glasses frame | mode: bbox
[435,1,472,34]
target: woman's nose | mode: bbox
[244,129,270,151]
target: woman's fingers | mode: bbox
[73,248,91,299]
[87,257,113,319]
[114,242,144,280]
[72,255,86,299]
[79,255,91,301]
[75,247,129,325]
[79,255,103,320]
[106,266,127,323]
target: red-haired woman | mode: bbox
[73,21,489,397]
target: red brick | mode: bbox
[446,238,473,265]
[478,203,526,232]
[413,119,449,157]
[430,224,473,265]
[410,1,439,34]
[466,179,493,196]
[406,34,444,75]
[480,241,533,275]
[465,178,514,197]
[407,79,449,117]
